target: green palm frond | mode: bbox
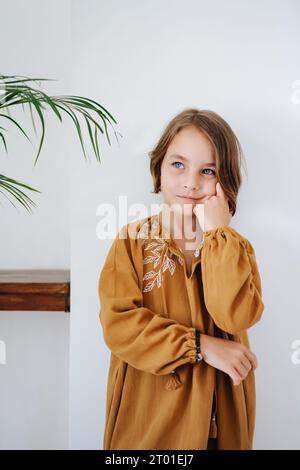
[0,74,122,211]
[0,174,41,213]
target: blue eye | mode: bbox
[171,162,216,175]
[171,161,184,169]
[203,168,216,176]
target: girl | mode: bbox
[98,108,264,450]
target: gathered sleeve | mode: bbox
[200,226,264,334]
[98,224,198,376]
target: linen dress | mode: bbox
[98,211,264,450]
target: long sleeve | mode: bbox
[201,226,264,334]
[98,225,198,375]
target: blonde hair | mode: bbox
[148,108,247,216]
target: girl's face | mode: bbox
[160,126,218,216]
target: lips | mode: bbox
[177,195,201,202]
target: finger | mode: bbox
[234,363,248,380]
[230,370,241,386]
[245,350,258,370]
[240,357,252,374]
[215,182,225,199]
[216,182,231,209]
[193,203,205,228]
[248,351,258,369]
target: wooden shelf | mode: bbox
[0,270,70,312]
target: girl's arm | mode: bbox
[200,333,258,386]
[201,226,264,334]
[98,227,199,376]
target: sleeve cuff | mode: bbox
[185,328,198,364]
[203,225,239,240]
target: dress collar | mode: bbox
[153,209,203,258]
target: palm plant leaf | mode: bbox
[0,174,41,213]
[0,74,122,211]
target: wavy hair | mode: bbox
[148,108,247,216]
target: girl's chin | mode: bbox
[170,204,197,217]
[161,200,198,214]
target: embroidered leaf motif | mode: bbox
[139,216,183,293]
[143,255,156,264]
[152,244,164,253]
[143,270,157,280]
[145,242,160,250]
[143,279,156,292]
[168,257,176,275]
[162,252,175,274]
[153,254,162,269]
[156,270,162,288]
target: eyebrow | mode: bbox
[169,154,216,166]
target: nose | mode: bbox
[184,179,200,191]
[184,185,199,191]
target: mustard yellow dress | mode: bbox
[98,211,264,450]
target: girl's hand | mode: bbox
[193,182,232,231]
[200,334,258,386]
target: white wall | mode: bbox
[1,0,299,450]
[70,0,300,450]
[0,312,69,449]
[0,0,71,449]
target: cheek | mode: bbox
[160,172,167,190]
[160,168,177,190]
[204,178,218,196]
